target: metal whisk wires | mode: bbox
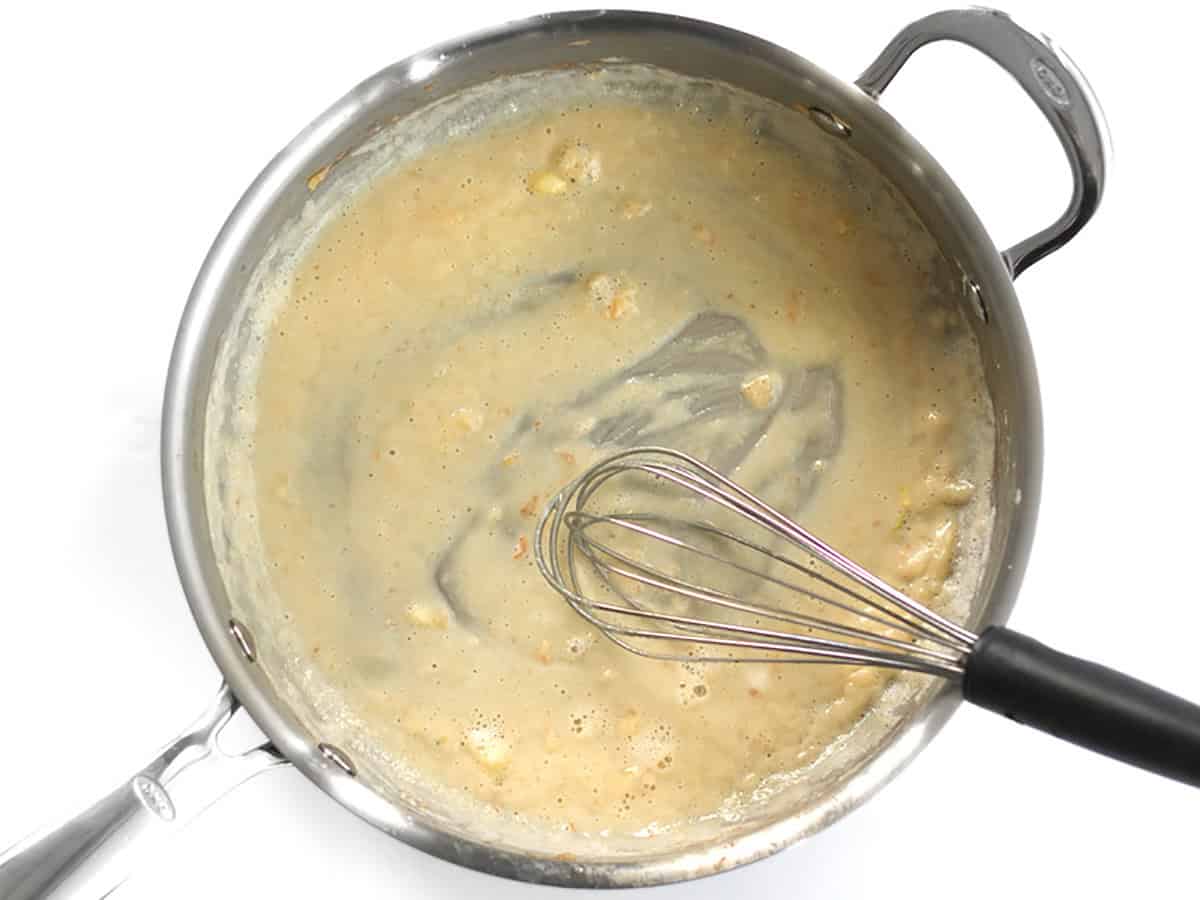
[535,447,977,678]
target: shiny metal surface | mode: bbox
[317,744,358,778]
[807,107,854,139]
[161,11,1053,882]
[228,618,256,662]
[0,686,284,899]
[535,447,976,678]
[2,5,1106,893]
[857,8,1110,277]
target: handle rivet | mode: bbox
[228,619,257,663]
[318,743,357,777]
[965,279,989,323]
[808,107,852,139]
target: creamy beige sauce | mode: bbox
[216,67,992,841]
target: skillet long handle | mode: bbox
[962,626,1200,787]
[0,684,285,900]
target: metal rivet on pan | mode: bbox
[228,618,256,662]
[318,743,357,777]
[966,278,989,323]
[808,107,852,139]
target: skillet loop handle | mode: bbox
[856,7,1109,278]
[0,683,286,900]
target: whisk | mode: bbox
[535,447,1200,787]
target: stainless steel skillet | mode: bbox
[0,7,1106,896]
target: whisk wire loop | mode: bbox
[536,447,977,678]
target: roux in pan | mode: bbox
[242,68,992,836]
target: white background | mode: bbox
[2,1,1196,897]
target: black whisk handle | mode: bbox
[962,626,1200,787]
